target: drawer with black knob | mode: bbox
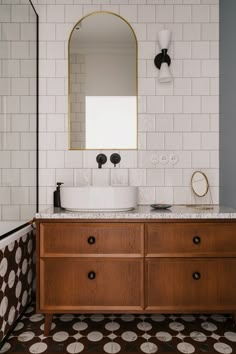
[145,258,236,310]
[146,222,236,257]
[39,258,143,310]
[40,222,144,256]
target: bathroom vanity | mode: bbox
[35,205,236,335]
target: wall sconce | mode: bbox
[154,29,172,83]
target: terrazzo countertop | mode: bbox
[35,205,236,220]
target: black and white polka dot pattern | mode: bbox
[0,229,35,343]
[1,304,236,353]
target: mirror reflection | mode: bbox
[68,12,137,150]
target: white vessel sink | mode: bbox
[60,186,137,212]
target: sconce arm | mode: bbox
[154,49,171,69]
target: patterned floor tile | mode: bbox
[1,304,236,353]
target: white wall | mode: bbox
[219,0,236,208]
[0,1,37,222]
[32,0,219,208]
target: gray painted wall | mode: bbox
[219,0,236,207]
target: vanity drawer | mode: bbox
[40,258,143,311]
[146,222,236,256]
[40,222,144,256]
[146,258,236,311]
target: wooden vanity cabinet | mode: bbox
[36,220,144,335]
[145,222,236,312]
[36,219,236,335]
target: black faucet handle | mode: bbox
[56,182,64,187]
[96,154,107,168]
[110,153,121,167]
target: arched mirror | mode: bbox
[191,171,209,197]
[68,12,138,150]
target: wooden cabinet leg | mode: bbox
[44,314,53,336]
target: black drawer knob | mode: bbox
[192,272,201,280]
[88,236,96,244]
[193,236,201,244]
[88,271,96,280]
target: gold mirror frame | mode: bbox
[191,171,209,197]
[68,11,138,150]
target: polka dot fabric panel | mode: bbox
[0,229,36,342]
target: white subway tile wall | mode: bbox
[31,0,219,206]
[0,3,38,223]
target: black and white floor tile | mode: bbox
[1,304,236,353]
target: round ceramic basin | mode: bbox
[60,186,137,212]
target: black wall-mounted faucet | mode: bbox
[96,153,107,168]
[110,153,121,167]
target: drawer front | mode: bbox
[40,223,143,256]
[40,258,143,310]
[146,223,236,256]
[146,258,236,310]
